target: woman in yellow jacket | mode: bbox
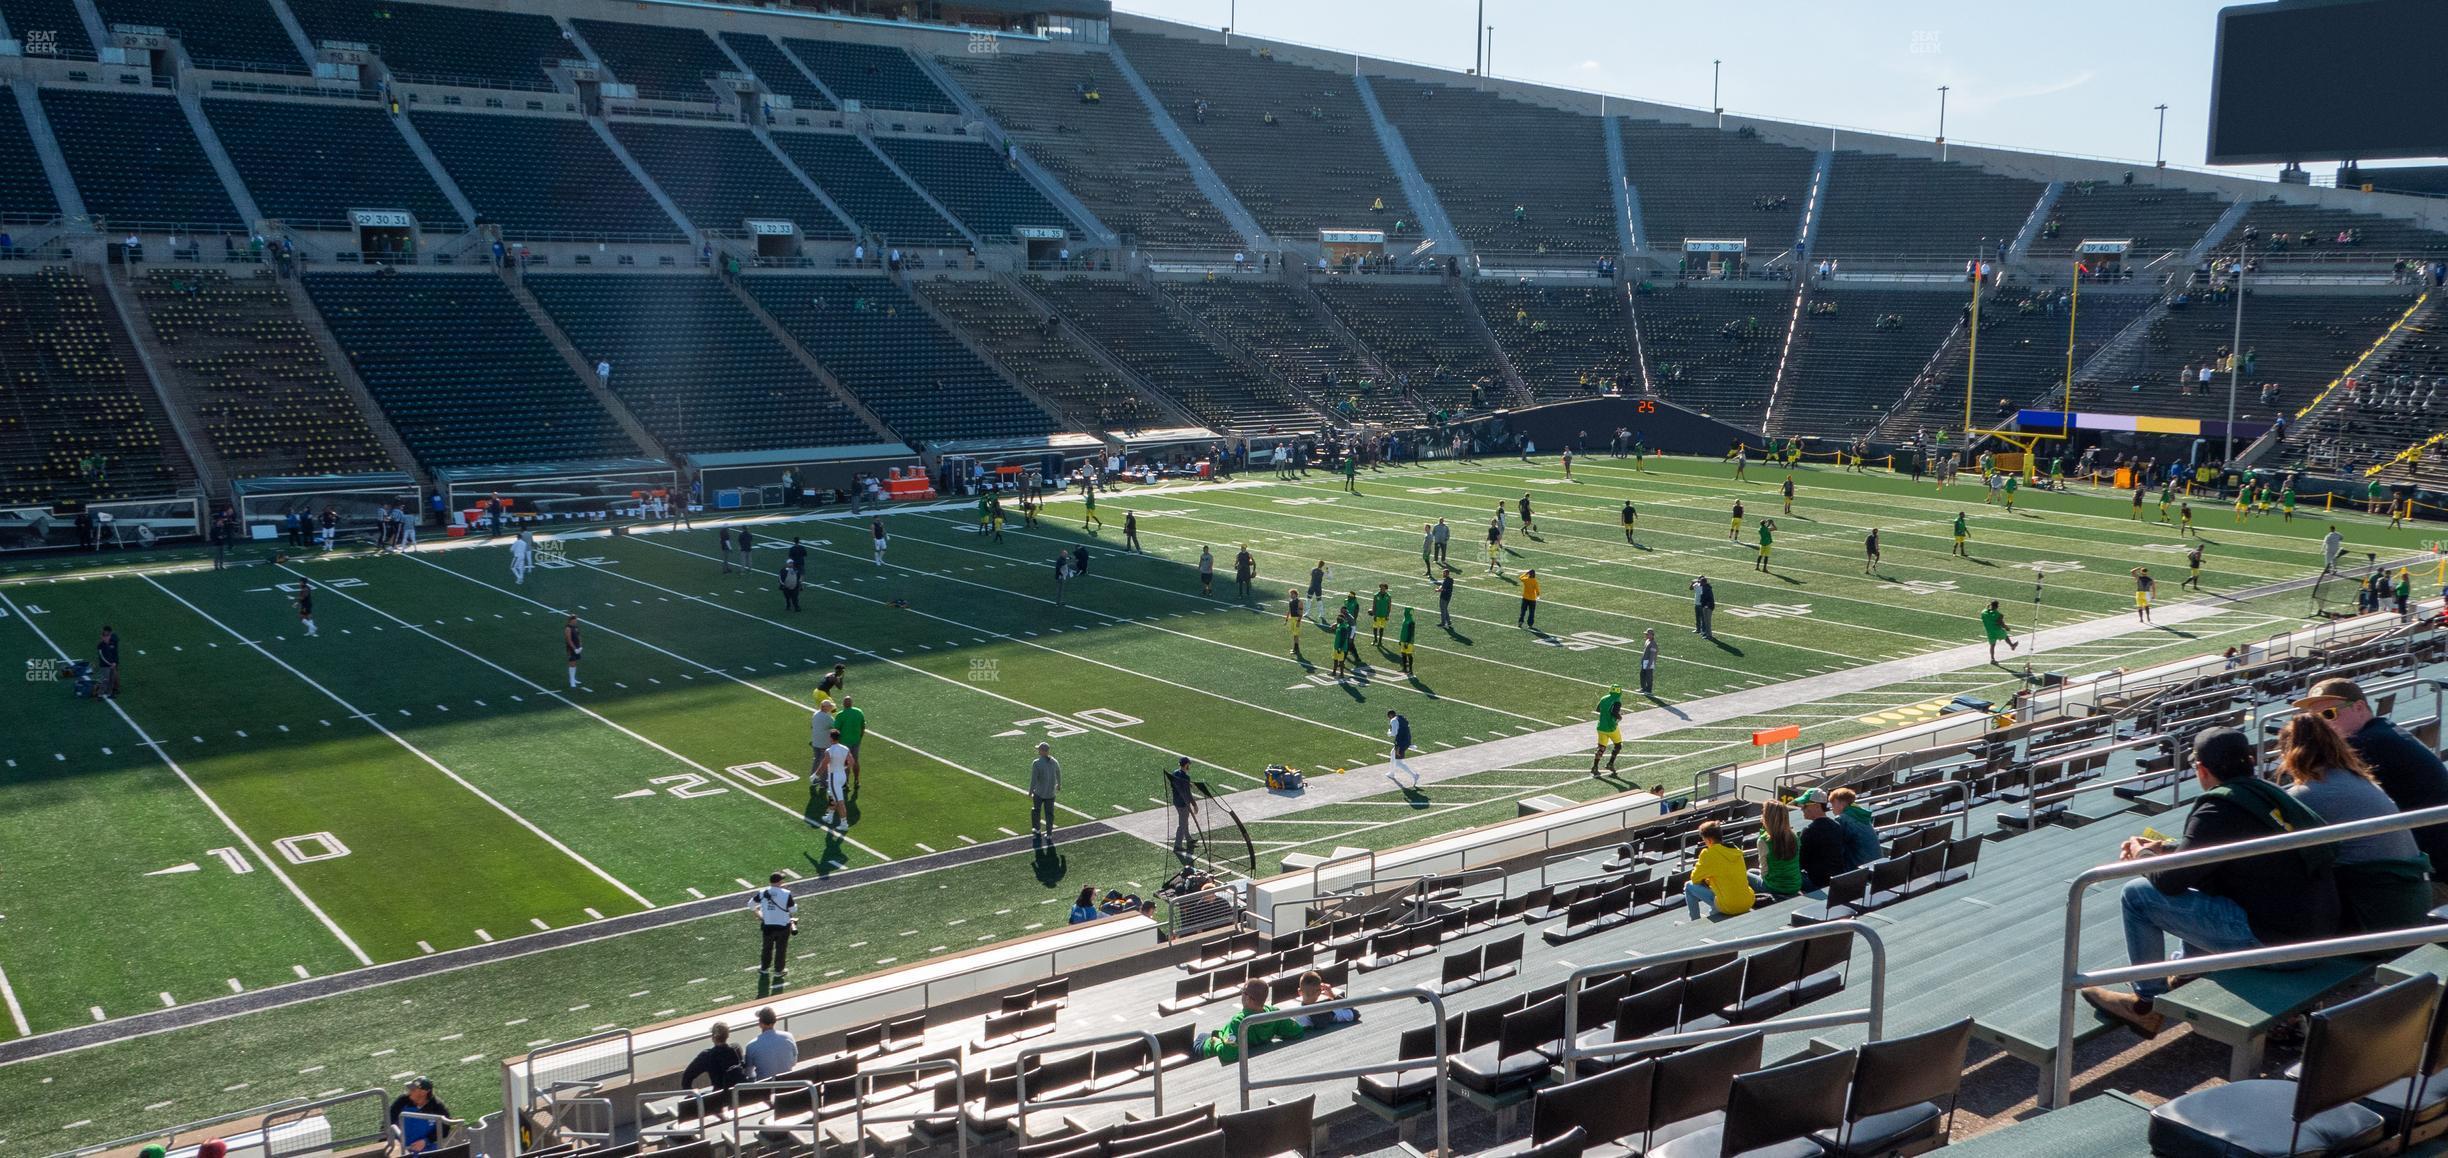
[1683,820,1756,920]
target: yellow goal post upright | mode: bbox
[1962,253,2085,479]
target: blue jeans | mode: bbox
[1684,882,1714,919]
[2119,878,2260,999]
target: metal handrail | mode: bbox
[676,1080,819,1149]
[519,1029,633,1117]
[391,1112,466,1152]
[1559,920,1888,1079]
[1235,988,1450,1154]
[258,1089,391,1158]
[2051,801,2448,1106]
[851,1057,968,1158]
[1156,880,1246,939]
[1308,847,1377,904]
[1013,1029,1164,1141]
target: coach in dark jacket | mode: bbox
[2296,677,2448,884]
[1795,790,1853,890]
[2080,728,2338,1038]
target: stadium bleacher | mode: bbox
[741,274,1055,443]
[0,0,95,59]
[570,18,733,104]
[2283,294,2444,482]
[1026,275,1319,433]
[1812,151,2046,263]
[93,0,305,73]
[763,130,960,246]
[524,273,870,454]
[0,86,61,224]
[1629,284,1792,425]
[1310,280,1508,413]
[781,39,958,115]
[607,121,849,241]
[875,135,1071,241]
[203,99,464,233]
[283,0,566,91]
[1875,287,2156,443]
[1775,288,1962,436]
[2237,197,2448,262]
[410,110,684,241]
[1473,283,1639,401]
[915,275,1163,431]
[2025,180,2231,265]
[1616,118,1815,256]
[0,266,187,504]
[1162,279,1417,423]
[935,48,1238,249]
[39,89,243,231]
[131,267,395,478]
[1367,80,1616,257]
[302,271,638,468]
[717,31,835,112]
[1114,30,1408,241]
[2072,290,2418,423]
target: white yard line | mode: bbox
[0,589,375,967]
[142,575,656,909]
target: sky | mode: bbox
[1111,0,2287,179]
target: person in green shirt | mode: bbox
[2157,483,2174,523]
[1199,980,1305,1062]
[1081,485,1102,532]
[1396,608,1415,674]
[834,696,867,789]
[1362,582,1391,643]
[2369,479,2387,516]
[1951,511,1969,558]
[977,494,993,537]
[2003,473,2019,511]
[1331,615,1357,679]
[2397,570,2414,619]
[1632,435,1647,472]
[1340,591,1361,628]
[1590,685,1624,776]
[1756,800,1803,897]
[1754,519,1775,572]
[1342,453,1358,494]
[2281,486,2297,522]
[1981,600,2018,663]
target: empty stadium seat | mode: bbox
[285,0,565,90]
[0,0,95,60]
[1311,281,1506,413]
[1368,79,1616,257]
[914,276,1159,430]
[764,130,957,245]
[1025,276,1318,433]
[1163,280,1418,423]
[1876,287,2153,443]
[1813,151,2046,263]
[2239,197,2448,263]
[0,85,61,223]
[2072,290,2415,424]
[204,98,464,232]
[936,49,1237,249]
[2026,180,2230,264]
[1630,284,1789,425]
[1776,289,1960,436]
[876,135,1071,241]
[1473,284,1637,402]
[302,271,637,468]
[742,274,1054,443]
[411,110,683,241]
[571,18,732,104]
[1617,118,1814,255]
[95,0,305,73]
[608,121,849,240]
[132,267,394,478]
[784,39,956,115]
[1116,30,1407,240]
[0,267,188,504]
[524,273,869,453]
[40,89,242,230]
[718,32,834,112]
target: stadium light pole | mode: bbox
[1935,85,1950,161]
[2154,103,2169,169]
[1474,0,1484,82]
[1713,59,1722,129]
[1223,0,1232,44]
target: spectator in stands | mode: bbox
[1295,970,1356,1027]
[1683,820,1756,920]
[1757,801,1803,898]
[744,1007,796,1079]
[2081,728,2339,1037]
[2278,715,2433,932]
[1200,979,1305,1061]
[2297,677,2448,893]
[1068,886,1100,924]
[386,1079,450,1153]
[1830,786,1881,867]
[1795,790,1852,890]
[682,1022,747,1093]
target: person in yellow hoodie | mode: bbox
[1683,820,1757,920]
[1517,569,1541,630]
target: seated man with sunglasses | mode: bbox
[2297,676,2448,898]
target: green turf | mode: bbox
[0,457,2429,1146]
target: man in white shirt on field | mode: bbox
[814,728,853,831]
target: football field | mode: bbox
[0,454,2427,1083]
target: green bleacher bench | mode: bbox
[2152,957,2373,1079]
[1944,1091,2155,1156]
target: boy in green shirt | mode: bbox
[1369,584,1392,645]
[1590,685,1624,776]
[1755,519,1775,572]
[1199,980,1305,1062]
[1951,512,1969,558]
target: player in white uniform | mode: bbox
[510,531,535,584]
[815,728,853,830]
